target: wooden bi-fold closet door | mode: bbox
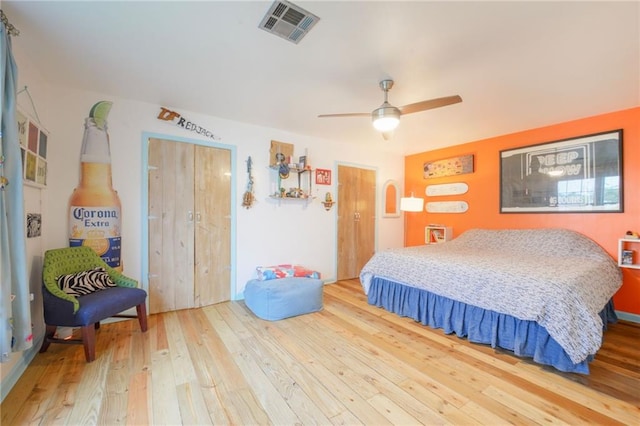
[148,138,231,314]
[337,165,376,280]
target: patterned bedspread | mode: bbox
[360,228,622,364]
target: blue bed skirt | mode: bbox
[367,277,617,374]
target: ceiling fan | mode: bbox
[318,80,462,140]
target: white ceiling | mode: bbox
[4,1,639,155]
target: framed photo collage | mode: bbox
[17,109,48,187]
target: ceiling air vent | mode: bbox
[259,0,320,44]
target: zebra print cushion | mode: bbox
[56,267,116,296]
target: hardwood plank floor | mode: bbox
[2,279,638,425]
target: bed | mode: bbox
[359,228,622,374]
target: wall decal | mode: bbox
[423,154,473,179]
[426,201,469,213]
[69,101,122,270]
[157,107,221,140]
[426,182,468,196]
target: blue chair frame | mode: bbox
[39,246,148,362]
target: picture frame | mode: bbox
[621,249,634,265]
[18,108,49,188]
[315,168,331,185]
[423,154,473,179]
[26,213,42,238]
[500,130,623,213]
[269,140,294,167]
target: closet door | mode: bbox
[337,165,376,280]
[355,167,376,272]
[194,145,231,306]
[337,165,358,280]
[148,138,195,313]
[148,138,232,314]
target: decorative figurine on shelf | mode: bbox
[286,187,303,198]
[322,192,335,211]
[276,152,289,179]
[626,230,639,239]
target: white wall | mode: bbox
[3,35,405,400]
[43,86,405,297]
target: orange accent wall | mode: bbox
[405,107,640,315]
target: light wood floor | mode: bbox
[2,279,639,425]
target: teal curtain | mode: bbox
[1,12,32,361]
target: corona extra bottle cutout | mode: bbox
[68,101,123,271]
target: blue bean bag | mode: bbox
[244,277,324,321]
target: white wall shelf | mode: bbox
[425,226,452,244]
[269,166,314,202]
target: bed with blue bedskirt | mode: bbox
[359,228,622,374]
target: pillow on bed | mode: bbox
[56,267,116,296]
[256,264,321,281]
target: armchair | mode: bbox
[40,246,147,362]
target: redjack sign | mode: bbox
[157,107,221,140]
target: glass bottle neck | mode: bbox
[78,162,114,188]
[80,117,112,164]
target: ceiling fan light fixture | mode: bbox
[318,79,462,138]
[372,104,400,132]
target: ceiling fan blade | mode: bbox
[399,95,462,115]
[317,112,370,118]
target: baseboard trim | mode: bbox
[615,310,640,324]
[1,334,43,402]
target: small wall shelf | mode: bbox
[270,166,314,202]
[269,195,315,202]
[618,238,640,269]
[425,226,452,244]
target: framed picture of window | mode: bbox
[500,130,622,213]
